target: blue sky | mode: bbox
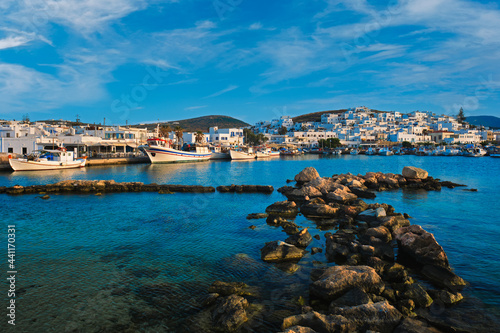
[1,0,500,125]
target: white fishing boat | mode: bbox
[8,149,87,171]
[256,148,280,158]
[210,146,230,160]
[229,147,256,160]
[144,138,211,163]
[463,147,487,157]
[378,147,394,156]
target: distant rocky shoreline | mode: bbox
[194,166,497,333]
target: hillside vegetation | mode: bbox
[136,115,250,132]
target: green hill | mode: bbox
[466,116,500,129]
[136,115,250,132]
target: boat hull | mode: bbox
[145,146,211,163]
[230,150,256,160]
[210,152,230,160]
[9,158,86,171]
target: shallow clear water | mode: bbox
[1,155,499,332]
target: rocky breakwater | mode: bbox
[274,166,472,333]
[0,180,216,194]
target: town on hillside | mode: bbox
[1,107,499,157]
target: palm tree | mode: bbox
[174,126,184,146]
[195,131,205,144]
[159,124,171,138]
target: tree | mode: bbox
[278,126,288,135]
[402,141,412,148]
[457,107,466,123]
[174,126,184,146]
[243,128,268,145]
[318,138,341,148]
[159,125,171,138]
[195,131,205,144]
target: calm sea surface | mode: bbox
[1,155,499,332]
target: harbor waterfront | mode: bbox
[1,155,499,331]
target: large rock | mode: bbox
[295,167,320,183]
[402,166,428,179]
[260,241,307,262]
[394,317,444,333]
[282,311,355,333]
[326,188,357,204]
[266,201,299,217]
[290,186,323,199]
[394,225,449,268]
[357,207,386,222]
[212,295,249,331]
[365,226,392,243]
[285,228,313,248]
[421,265,467,291]
[310,266,384,301]
[329,287,373,309]
[306,177,346,195]
[331,301,403,333]
[403,283,433,308]
[300,202,339,218]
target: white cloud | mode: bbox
[249,22,263,30]
[0,36,33,50]
[205,85,238,98]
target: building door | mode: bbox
[22,147,27,155]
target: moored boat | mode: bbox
[378,147,394,156]
[230,147,256,160]
[144,138,211,163]
[8,149,87,171]
[463,147,487,157]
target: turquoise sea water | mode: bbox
[1,155,499,332]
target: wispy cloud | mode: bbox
[184,105,207,110]
[205,85,238,98]
[0,36,32,50]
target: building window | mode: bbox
[8,148,13,153]
[6,133,10,138]
[22,147,27,154]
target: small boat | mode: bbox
[280,149,301,156]
[350,149,359,155]
[144,138,211,163]
[463,147,487,157]
[365,148,376,155]
[490,154,500,158]
[210,146,230,160]
[8,149,87,171]
[230,147,256,160]
[256,148,280,158]
[378,147,394,156]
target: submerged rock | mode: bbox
[211,295,249,331]
[208,281,253,297]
